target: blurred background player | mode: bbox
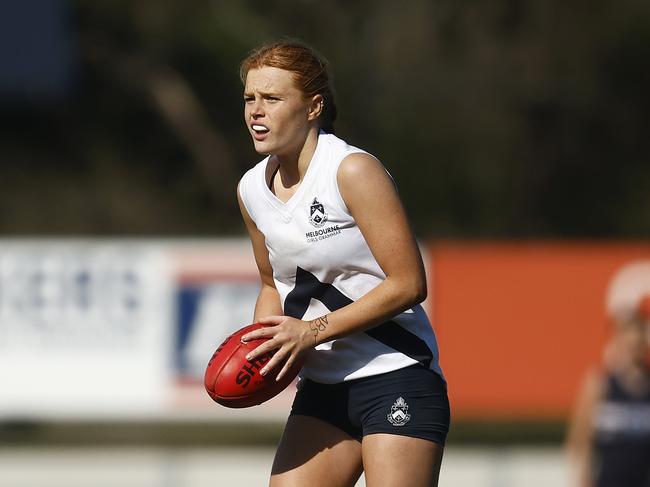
[566,260,650,487]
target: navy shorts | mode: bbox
[290,364,450,445]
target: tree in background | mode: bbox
[1,0,648,237]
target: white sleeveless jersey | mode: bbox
[238,132,443,383]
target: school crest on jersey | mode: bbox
[308,197,328,227]
[387,396,411,426]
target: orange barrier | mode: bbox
[427,241,650,419]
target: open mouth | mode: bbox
[251,124,269,134]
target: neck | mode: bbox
[273,128,320,185]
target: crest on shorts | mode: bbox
[387,396,411,426]
[308,197,328,227]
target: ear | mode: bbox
[307,94,324,121]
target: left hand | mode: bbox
[241,315,314,381]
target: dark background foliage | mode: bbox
[1,0,648,238]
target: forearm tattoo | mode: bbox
[308,315,328,342]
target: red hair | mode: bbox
[240,40,337,134]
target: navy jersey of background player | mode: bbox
[592,368,650,487]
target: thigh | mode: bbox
[356,366,450,445]
[362,433,444,487]
[270,415,363,487]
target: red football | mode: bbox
[204,323,304,408]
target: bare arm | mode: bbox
[237,182,283,320]
[305,153,427,341]
[243,153,428,379]
[566,368,603,487]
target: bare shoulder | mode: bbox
[337,152,397,207]
[337,152,389,182]
[236,180,251,220]
[580,366,607,402]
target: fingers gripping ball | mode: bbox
[204,323,304,408]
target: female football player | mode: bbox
[237,39,449,487]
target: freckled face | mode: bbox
[244,66,314,157]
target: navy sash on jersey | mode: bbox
[284,267,433,368]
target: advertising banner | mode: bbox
[0,239,286,420]
[0,240,173,418]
